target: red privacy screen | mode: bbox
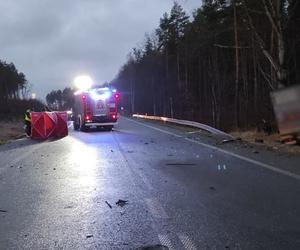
[31,112,68,139]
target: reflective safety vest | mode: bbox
[24,113,31,122]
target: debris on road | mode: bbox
[127,150,134,153]
[252,150,259,154]
[105,201,112,209]
[111,149,114,152]
[86,234,93,239]
[0,209,7,213]
[209,186,216,191]
[116,199,128,207]
[53,168,56,170]
[144,142,149,145]
[220,139,236,144]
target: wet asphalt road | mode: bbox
[0,117,300,250]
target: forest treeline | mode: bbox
[114,0,300,131]
[46,88,74,111]
[0,60,28,101]
[0,60,45,118]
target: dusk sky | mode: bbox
[0,0,201,100]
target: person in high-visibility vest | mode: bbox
[24,109,31,136]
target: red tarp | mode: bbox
[31,112,68,139]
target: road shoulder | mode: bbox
[127,117,300,179]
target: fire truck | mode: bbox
[73,87,120,131]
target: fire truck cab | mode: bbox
[73,87,120,131]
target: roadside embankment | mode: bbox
[0,120,25,145]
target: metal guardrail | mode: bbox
[132,114,233,138]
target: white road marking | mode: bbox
[14,137,27,142]
[187,130,203,134]
[145,198,169,219]
[126,118,300,181]
[178,233,197,250]
[186,137,300,181]
[158,234,175,250]
[125,117,182,138]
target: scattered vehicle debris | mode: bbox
[105,201,112,209]
[116,199,128,207]
[218,164,227,170]
[220,138,236,144]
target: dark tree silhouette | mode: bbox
[113,0,300,131]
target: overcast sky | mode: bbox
[0,0,201,100]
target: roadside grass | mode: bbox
[0,120,26,145]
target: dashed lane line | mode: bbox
[125,118,300,181]
[178,233,198,250]
[158,234,175,250]
[145,198,169,219]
